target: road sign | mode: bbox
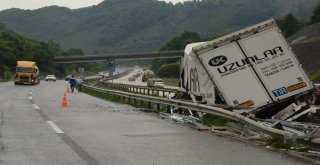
[78,68,85,73]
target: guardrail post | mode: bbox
[167,105,171,112]
[148,102,151,109]
[157,103,160,112]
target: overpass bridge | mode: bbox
[54,50,184,63]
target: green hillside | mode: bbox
[0,0,319,53]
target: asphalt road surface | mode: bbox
[108,68,146,86]
[0,81,311,165]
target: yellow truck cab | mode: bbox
[14,61,40,85]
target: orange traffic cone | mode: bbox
[66,86,71,93]
[61,92,68,107]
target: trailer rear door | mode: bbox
[198,42,272,107]
[238,27,314,101]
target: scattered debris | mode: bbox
[133,108,154,113]
[272,103,299,120]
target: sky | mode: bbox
[0,0,190,11]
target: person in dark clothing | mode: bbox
[68,75,77,93]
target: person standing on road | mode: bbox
[76,78,83,92]
[69,75,77,93]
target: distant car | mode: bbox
[147,78,164,88]
[132,73,140,78]
[128,77,136,81]
[65,75,72,81]
[98,72,104,77]
[45,75,56,81]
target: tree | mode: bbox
[276,13,301,37]
[152,31,201,77]
[63,48,84,56]
[310,3,320,24]
[158,62,180,78]
[160,31,201,51]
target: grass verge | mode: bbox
[162,78,179,87]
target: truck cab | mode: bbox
[14,61,40,85]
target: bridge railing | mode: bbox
[54,50,184,63]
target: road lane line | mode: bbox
[47,121,64,134]
[29,88,98,164]
[32,104,40,110]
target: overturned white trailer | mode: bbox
[179,19,314,110]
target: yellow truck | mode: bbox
[14,61,40,85]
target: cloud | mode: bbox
[0,0,191,11]
[0,0,104,11]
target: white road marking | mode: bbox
[32,104,40,110]
[28,96,32,100]
[47,121,64,134]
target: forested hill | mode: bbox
[0,0,319,53]
[0,24,85,79]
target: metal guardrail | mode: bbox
[82,70,320,147]
[97,81,177,98]
[83,84,296,139]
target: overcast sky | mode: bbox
[0,0,190,11]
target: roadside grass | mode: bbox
[199,114,229,126]
[266,138,307,151]
[309,69,320,82]
[162,78,179,87]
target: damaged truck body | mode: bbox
[178,19,315,117]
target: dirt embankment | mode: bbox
[288,22,320,73]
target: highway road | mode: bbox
[0,81,311,165]
[108,68,146,86]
